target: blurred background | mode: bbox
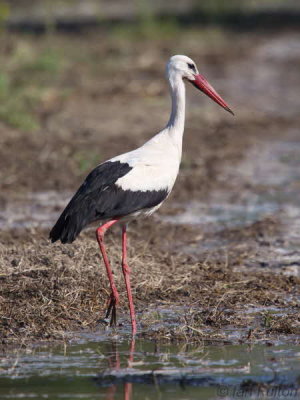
[0,0,300,224]
[0,0,300,247]
[0,0,300,197]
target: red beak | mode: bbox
[190,74,234,115]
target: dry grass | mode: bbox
[1,219,299,346]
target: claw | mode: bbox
[110,304,117,327]
[105,293,118,327]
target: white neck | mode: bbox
[166,73,186,156]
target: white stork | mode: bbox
[50,55,233,335]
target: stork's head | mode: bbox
[167,55,234,115]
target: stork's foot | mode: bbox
[102,293,119,327]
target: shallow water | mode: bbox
[0,191,71,230]
[1,338,300,400]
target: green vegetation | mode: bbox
[23,49,63,74]
[0,1,10,30]
[0,71,40,131]
[0,41,66,131]
[112,17,180,41]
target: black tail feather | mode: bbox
[49,211,83,244]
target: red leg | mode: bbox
[96,219,119,326]
[122,225,137,335]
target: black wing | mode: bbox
[49,160,168,243]
[49,161,132,243]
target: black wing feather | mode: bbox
[49,160,168,244]
[49,161,132,243]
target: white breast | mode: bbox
[111,130,181,192]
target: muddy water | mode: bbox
[0,191,71,230]
[1,338,300,400]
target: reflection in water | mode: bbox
[95,339,300,400]
[105,340,135,400]
[1,340,300,399]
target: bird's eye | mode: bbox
[187,63,196,72]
